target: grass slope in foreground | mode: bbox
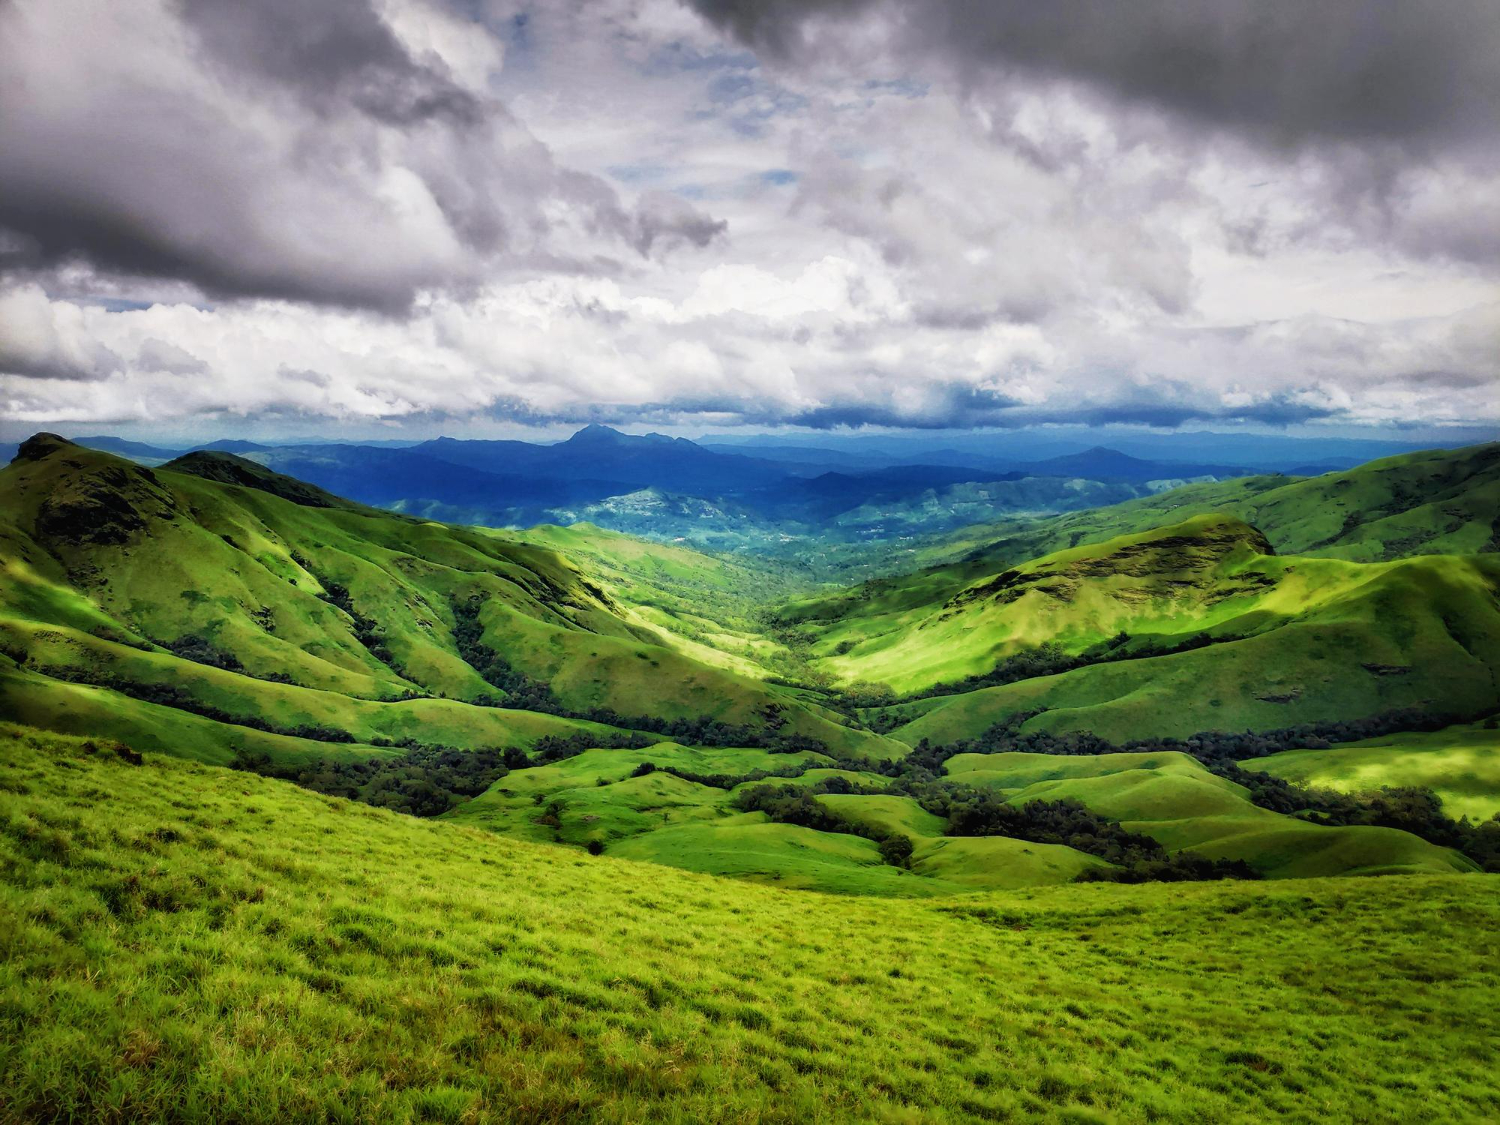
[3,725,1499,1124]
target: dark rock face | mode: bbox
[35,470,156,546]
[15,433,180,547]
[13,433,74,463]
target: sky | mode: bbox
[1,0,1497,443]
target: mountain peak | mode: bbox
[14,432,75,463]
[565,423,627,444]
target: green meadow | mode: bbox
[1,434,1498,1121]
[4,726,1499,1124]
[1256,721,1500,822]
[942,750,1474,878]
[438,738,1475,889]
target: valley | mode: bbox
[2,431,1497,888]
[2,429,1497,1122]
[8,3,1498,1118]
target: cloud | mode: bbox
[0,0,1494,437]
[688,0,1500,148]
[786,384,1021,430]
[631,191,729,255]
[178,0,483,126]
[690,0,1500,276]
[2,277,1493,432]
[0,0,725,309]
[136,338,209,376]
[0,284,119,381]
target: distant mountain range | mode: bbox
[2,425,1302,545]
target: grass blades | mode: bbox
[3,724,1499,1123]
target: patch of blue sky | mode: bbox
[91,298,163,313]
[606,162,672,186]
[641,42,759,78]
[863,77,929,99]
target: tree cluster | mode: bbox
[231,743,513,818]
[913,707,1500,871]
[316,578,402,673]
[164,634,244,672]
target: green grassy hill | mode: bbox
[4,725,1498,1123]
[0,436,895,766]
[779,508,1500,743]
[920,442,1500,572]
[796,514,1286,690]
[942,751,1474,878]
[766,454,1500,745]
[501,522,803,680]
[1254,720,1500,822]
[878,538,1500,745]
[793,442,1498,643]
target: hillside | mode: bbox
[3,724,1498,1123]
[877,541,1500,746]
[3,435,1497,885]
[917,442,1500,575]
[780,515,1500,742]
[1254,720,1500,822]
[438,737,1475,889]
[940,750,1473,878]
[773,446,1500,747]
[0,436,893,768]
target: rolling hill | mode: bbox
[940,750,1472,878]
[774,446,1500,746]
[915,442,1500,573]
[1254,719,1500,823]
[0,435,893,768]
[4,724,1496,1123]
[1,433,1495,895]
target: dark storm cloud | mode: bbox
[0,0,725,310]
[0,333,118,383]
[631,192,730,256]
[1060,398,1338,430]
[594,387,1340,431]
[177,0,483,126]
[689,0,1500,147]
